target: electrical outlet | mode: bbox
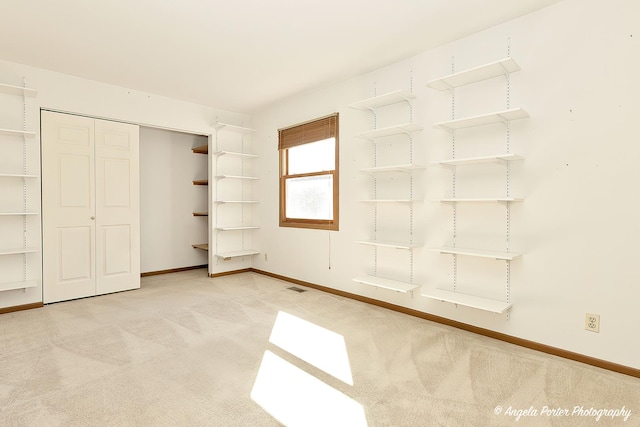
[264,253,268,261]
[585,313,600,333]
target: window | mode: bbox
[279,113,339,230]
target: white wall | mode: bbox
[139,127,208,273]
[0,59,250,309]
[251,0,640,369]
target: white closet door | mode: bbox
[42,111,96,303]
[95,118,140,294]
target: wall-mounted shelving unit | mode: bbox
[423,50,526,314]
[211,122,259,264]
[0,81,40,298]
[350,88,424,295]
[191,141,209,252]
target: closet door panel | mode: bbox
[103,158,131,207]
[59,154,92,207]
[42,111,96,303]
[95,119,140,295]
[103,224,132,275]
[59,226,92,280]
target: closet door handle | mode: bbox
[90,216,95,220]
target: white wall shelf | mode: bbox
[434,153,524,167]
[357,240,421,250]
[214,200,259,204]
[0,248,39,255]
[215,174,259,181]
[215,250,260,260]
[353,275,420,293]
[0,83,37,98]
[439,198,522,204]
[0,212,39,216]
[0,280,38,292]
[215,226,260,231]
[433,246,520,261]
[426,57,521,91]
[0,173,38,178]
[360,164,425,174]
[421,287,512,313]
[434,108,528,131]
[354,123,423,140]
[213,150,258,159]
[192,243,209,251]
[348,89,416,111]
[214,122,256,134]
[192,212,208,217]
[0,128,36,138]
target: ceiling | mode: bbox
[0,0,562,114]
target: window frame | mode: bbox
[278,113,339,231]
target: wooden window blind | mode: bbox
[278,114,338,150]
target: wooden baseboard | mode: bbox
[0,302,43,315]
[249,268,640,379]
[209,268,252,278]
[141,264,208,277]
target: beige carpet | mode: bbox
[0,269,638,426]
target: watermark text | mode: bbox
[493,405,632,422]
